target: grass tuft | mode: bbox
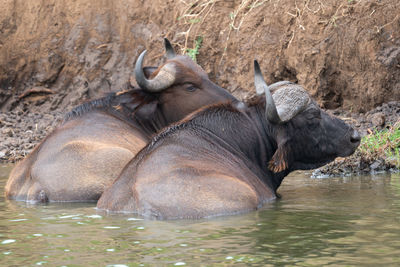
[186,36,203,62]
[359,121,400,169]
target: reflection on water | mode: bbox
[1,164,400,266]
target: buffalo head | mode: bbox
[254,60,361,172]
[134,39,236,122]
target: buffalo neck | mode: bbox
[246,104,290,191]
[64,88,169,139]
[112,89,167,136]
[189,103,287,192]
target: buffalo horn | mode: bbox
[254,60,282,124]
[254,60,310,124]
[164,38,176,59]
[135,50,176,92]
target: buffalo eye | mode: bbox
[184,84,198,92]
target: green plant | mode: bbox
[359,121,400,168]
[186,36,203,62]
[189,18,201,24]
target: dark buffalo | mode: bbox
[5,39,236,203]
[97,60,361,219]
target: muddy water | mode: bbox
[1,164,399,266]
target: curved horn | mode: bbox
[164,38,176,59]
[135,50,176,92]
[254,60,282,124]
[268,81,293,90]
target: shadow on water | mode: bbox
[1,164,400,266]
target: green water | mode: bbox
[1,164,399,266]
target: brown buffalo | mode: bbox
[5,39,236,203]
[97,60,361,219]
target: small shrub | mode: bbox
[186,36,203,62]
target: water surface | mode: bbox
[1,164,399,266]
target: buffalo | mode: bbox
[97,60,361,219]
[5,39,237,203]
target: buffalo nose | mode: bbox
[350,130,361,144]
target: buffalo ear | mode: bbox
[135,101,158,120]
[268,145,289,173]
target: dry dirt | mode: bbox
[1,0,400,173]
[1,0,400,113]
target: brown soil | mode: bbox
[1,0,400,173]
[1,0,400,113]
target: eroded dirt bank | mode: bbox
[1,0,400,171]
[1,0,400,113]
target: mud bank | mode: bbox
[314,101,400,177]
[0,111,62,162]
[1,0,400,114]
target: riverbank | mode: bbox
[0,111,63,162]
[313,101,400,177]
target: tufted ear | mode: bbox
[268,144,290,173]
[135,101,158,120]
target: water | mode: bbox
[1,164,399,266]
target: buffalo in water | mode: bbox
[97,60,361,219]
[5,39,236,203]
